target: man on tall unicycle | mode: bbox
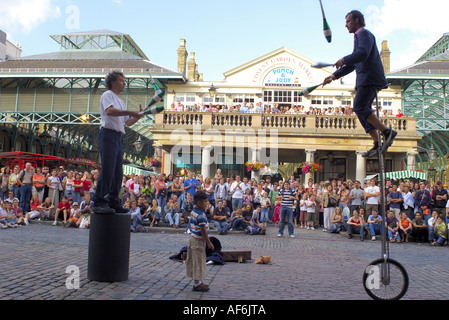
[322,10,397,158]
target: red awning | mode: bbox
[0,152,98,170]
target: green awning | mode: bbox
[123,164,156,176]
[384,170,428,180]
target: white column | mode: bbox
[305,149,316,185]
[162,149,171,175]
[250,147,261,182]
[356,151,366,183]
[202,146,212,179]
[407,151,417,171]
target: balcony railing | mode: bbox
[156,111,416,136]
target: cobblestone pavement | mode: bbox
[0,222,448,302]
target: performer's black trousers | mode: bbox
[93,128,124,208]
[353,86,378,134]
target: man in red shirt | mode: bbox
[53,196,71,226]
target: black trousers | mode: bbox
[93,128,124,207]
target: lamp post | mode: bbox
[39,128,52,155]
[133,136,145,153]
[209,84,217,98]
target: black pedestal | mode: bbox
[87,213,131,282]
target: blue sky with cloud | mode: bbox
[1,0,448,81]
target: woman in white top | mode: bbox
[63,171,74,200]
[47,169,60,206]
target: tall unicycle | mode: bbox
[362,87,409,300]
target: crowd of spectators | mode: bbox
[167,101,406,118]
[0,163,96,229]
[1,163,447,246]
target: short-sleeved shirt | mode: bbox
[58,202,71,211]
[388,191,403,209]
[100,90,129,134]
[279,188,296,208]
[189,208,209,240]
[350,188,364,206]
[365,186,380,205]
[184,179,199,197]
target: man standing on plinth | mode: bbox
[323,10,397,158]
[93,71,144,214]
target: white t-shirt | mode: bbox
[306,200,316,213]
[100,90,129,134]
[231,181,244,199]
[365,186,380,205]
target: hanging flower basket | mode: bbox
[145,157,162,169]
[245,161,266,173]
[300,162,323,175]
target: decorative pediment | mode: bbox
[223,47,334,88]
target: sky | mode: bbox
[1,0,449,81]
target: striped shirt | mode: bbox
[189,207,210,240]
[279,188,296,208]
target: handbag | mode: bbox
[328,193,338,207]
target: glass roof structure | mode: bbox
[388,33,449,175]
[0,29,186,166]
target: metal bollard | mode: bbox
[87,213,131,282]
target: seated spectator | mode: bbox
[411,212,428,243]
[130,200,142,232]
[429,215,447,246]
[213,200,230,235]
[386,210,400,243]
[137,196,148,217]
[4,190,18,204]
[229,207,245,231]
[367,210,383,241]
[428,211,439,233]
[241,203,254,229]
[347,210,365,240]
[79,193,93,227]
[398,212,412,242]
[147,199,161,227]
[25,193,42,224]
[205,201,214,222]
[4,201,19,228]
[250,205,264,235]
[38,197,55,221]
[53,196,70,226]
[163,198,180,228]
[12,199,26,226]
[66,202,81,228]
[327,206,345,234]
[0,201,9,229]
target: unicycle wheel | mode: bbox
[363,258,409,300]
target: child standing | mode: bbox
[306,194,316,230]
[299,193,308,229]
[272,199,281,227]
[243,188,252,206]
[260,192,271,227]
[186,191,214,292]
